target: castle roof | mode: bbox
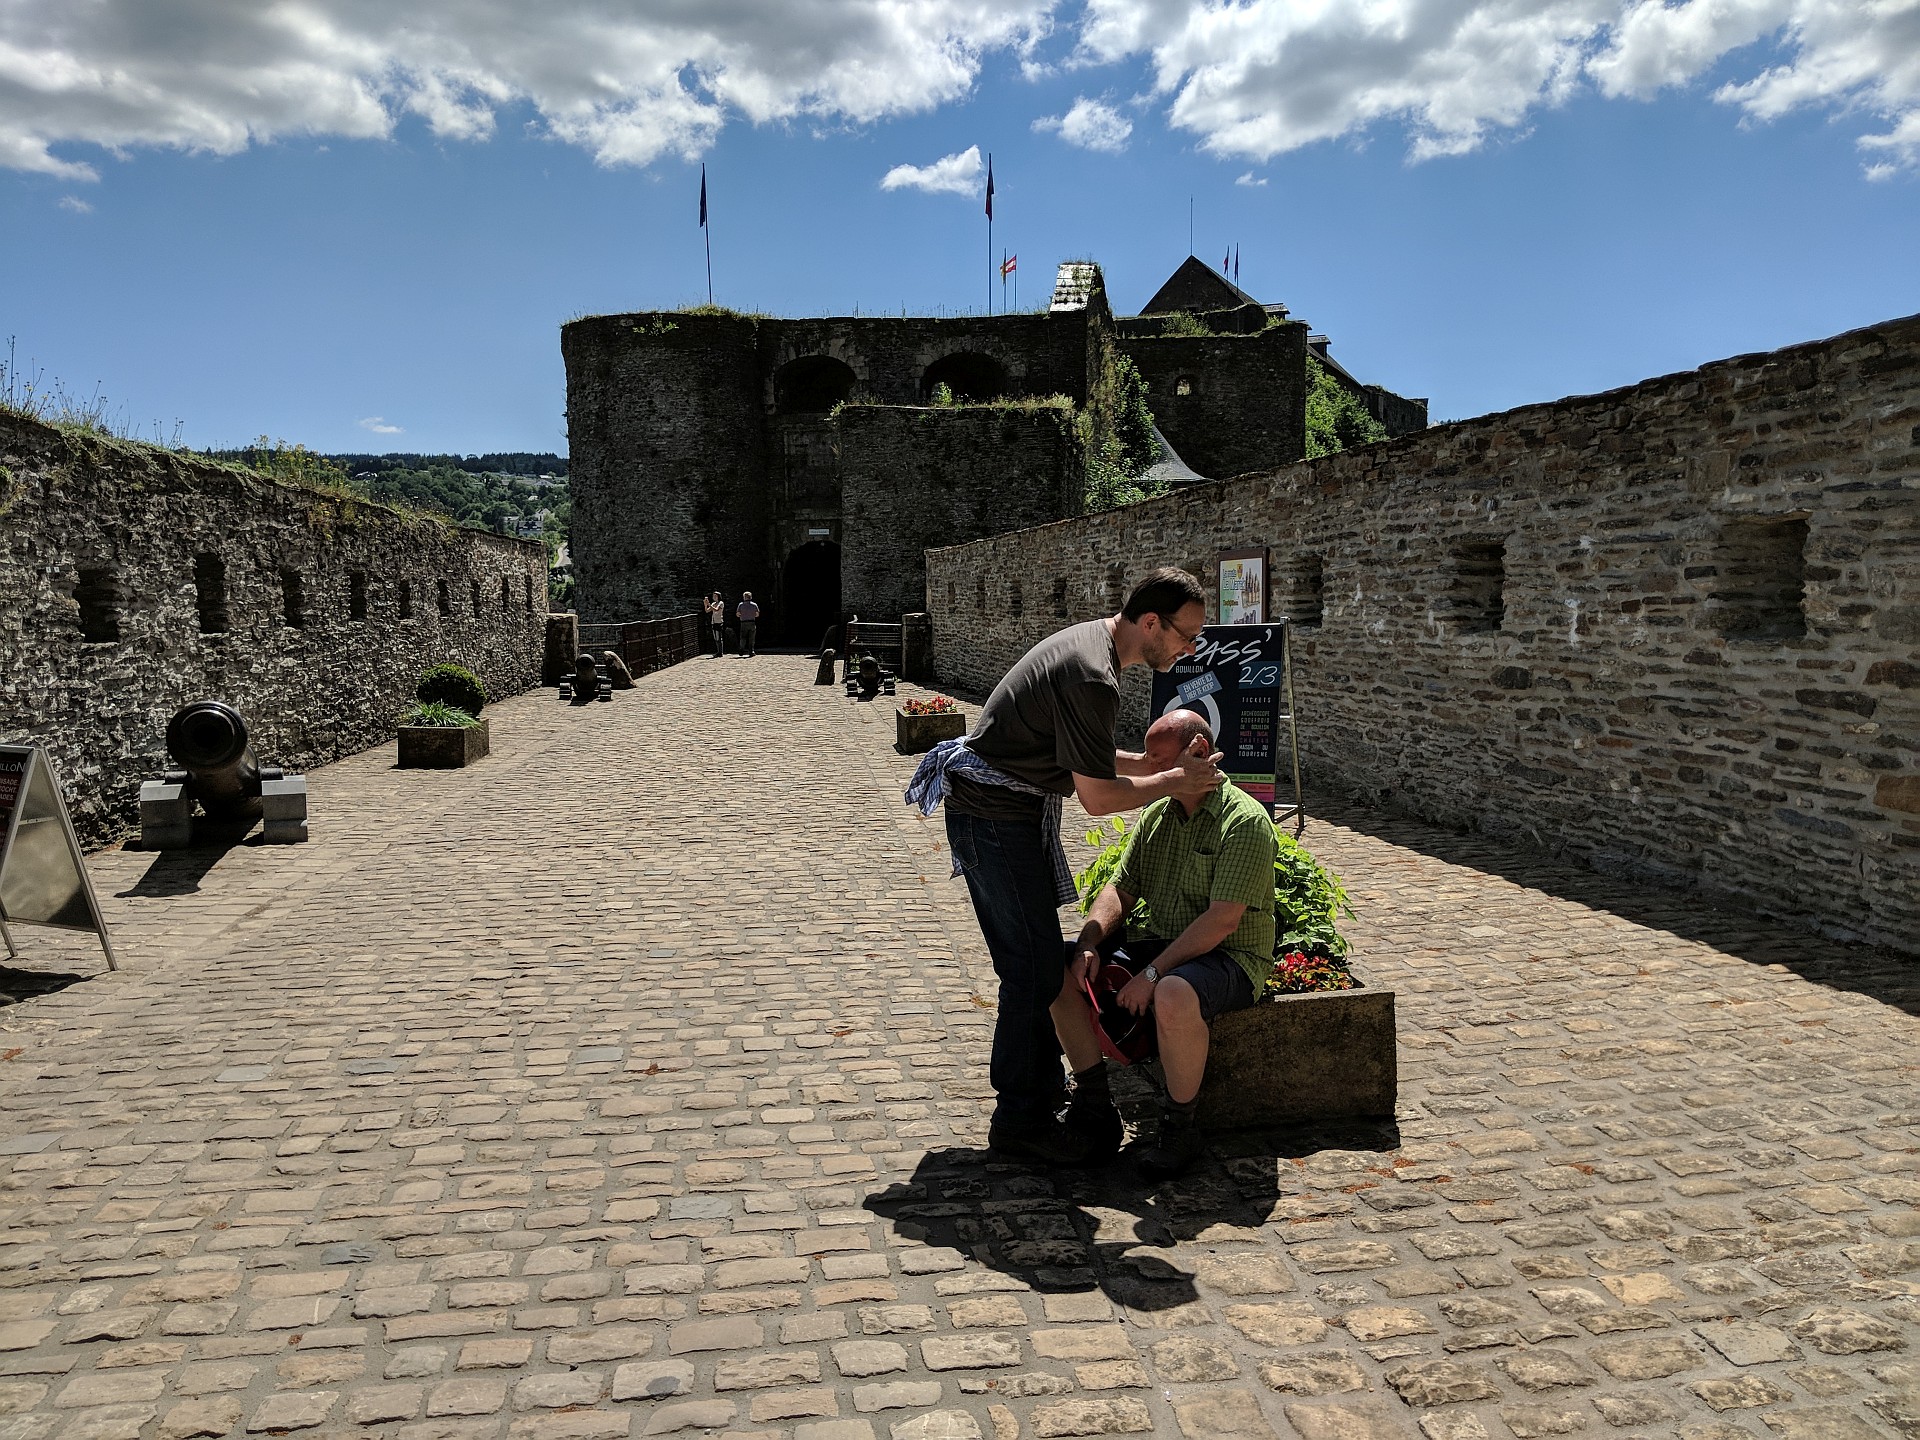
[1140,256,1259,316]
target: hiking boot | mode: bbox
[1137,1099,1204,1182]
[987,1114,1095,1167]
[1062,1092,1123,1162]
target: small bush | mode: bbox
[417,662,486,714]
[402,701,480,728]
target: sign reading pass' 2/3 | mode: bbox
[1149,624,1290,815]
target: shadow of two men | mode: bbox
[866,1088,1402,1313]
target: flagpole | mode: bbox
[985,153,993,316]
[705,227,713,307]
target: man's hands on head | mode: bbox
[1166,733,1226,806]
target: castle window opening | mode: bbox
[280,569,306,629]
[1447,539,1506,634]
[976,574,988,614]
[1051,577,1068,618]
[1296,555,1325,628]
[524,574,535,613]
[1010,581,1023,618]
[194,553,229,635]
[437,579,452,617]
[948,580,956,611]
[470,580,482,618]
[398,580,414,621]
[922,352,1009,403]
[774,356,858,414]
[348,571,368,622]
[1712,514,1809,642]
[500,576,511,613]
[75,566,121,643]
[1175,376,1195,397]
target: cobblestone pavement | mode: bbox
[2,652,1918,1440]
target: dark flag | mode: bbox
[1234,245,1240,284]
[699,165,707,228]
[1223,247,1229,273]
[985,155,994,221]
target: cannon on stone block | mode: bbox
[139,700,308,847]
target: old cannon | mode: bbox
[139,700,308,847]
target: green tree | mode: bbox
[1304,356,1388,459]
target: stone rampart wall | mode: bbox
[926,314,1920,950]
[838,405,1082,623]
[0,414,547,848]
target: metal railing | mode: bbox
[578,614,700,676]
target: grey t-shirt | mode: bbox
[949,619,1120,819]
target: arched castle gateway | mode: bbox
[561,260,1423,637]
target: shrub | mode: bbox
[402,701,480,728]
[417,662,486,715]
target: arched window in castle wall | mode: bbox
[775,356,858,414]
[922,352,1009,403]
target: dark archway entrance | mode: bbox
[781,541,841,647]
[921,352,1008,403]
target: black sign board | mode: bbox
[1150,623,1287,814]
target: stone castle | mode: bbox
[562,259,1425,639]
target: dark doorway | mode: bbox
[781,540,841,646]
[775,356,857,414]
[921,352,1009,403]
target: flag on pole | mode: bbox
[1234,245,1240,284]
[1223,246,1229,273]
[985,156,994,221]
[699,165,707,227]
[1000,254,1017,277]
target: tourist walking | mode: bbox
[737,592,761,657]
[905,568,1224,1164]
[705,591,726,657]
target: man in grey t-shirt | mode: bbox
[942,567,1224,1165]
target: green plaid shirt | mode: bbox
[1114,781,1277,991]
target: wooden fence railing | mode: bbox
[578,614,700,676]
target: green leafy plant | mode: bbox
[1304,355,1389,459]
[1155,311,1213,338]
[417,662,486,715]
[402,701,480,728]
[1074,817,1148,935]
[930,381,957,407]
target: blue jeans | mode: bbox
[945,808,1067,1125]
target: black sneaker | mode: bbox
[1062,1094,1124,1165]
[987,1115,1095,1167]
[1137,1101,1204,1182]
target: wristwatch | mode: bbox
[1140,964,1160,984]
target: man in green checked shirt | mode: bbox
[1052,709,1277,1179]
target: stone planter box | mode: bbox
[896,707,967,755]
[1193,972,1396,1130]
[398,719,490,769]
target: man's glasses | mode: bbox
[1159,614,1204,647]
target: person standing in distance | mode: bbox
[705,591,726,657]
[736,592,761,657]
[906,567,1223,1164]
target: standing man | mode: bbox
[906,568,1223,1163]
[705,591,726,657]
[736,592,761,657]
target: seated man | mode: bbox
[1052,709,1277,1179]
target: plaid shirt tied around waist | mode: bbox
[904,738,1076,907]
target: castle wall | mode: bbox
[762,314,1093,408]
[927,314,1920,952]
[837,405,1083,623]
[563,313,769,623]
[1121,327,1309,479]
[0,413,547,849]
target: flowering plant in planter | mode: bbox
[901,695,959,716]
[1266,947,1357,995]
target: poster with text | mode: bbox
[1217,548,1266,625]
[1149,624,1284,812]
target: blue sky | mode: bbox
[2,0,1916,455]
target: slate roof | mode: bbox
[1140,256,1259,315]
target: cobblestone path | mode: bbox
[2,653,1917,1440]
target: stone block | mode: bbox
[260,776,308,843]
[1194,980,1396,1130]
[139,781,193,850]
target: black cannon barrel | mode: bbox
[165,700,263,816]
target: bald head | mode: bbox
[1144,709,1213,766]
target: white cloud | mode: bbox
[1033,95,1133,151]
[880,144,984,196]
[56,194,90,212]
[0,0,1052,178]
[358,416,403,434]
[1234,170,1266,186]
[1077,0,1920,175]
